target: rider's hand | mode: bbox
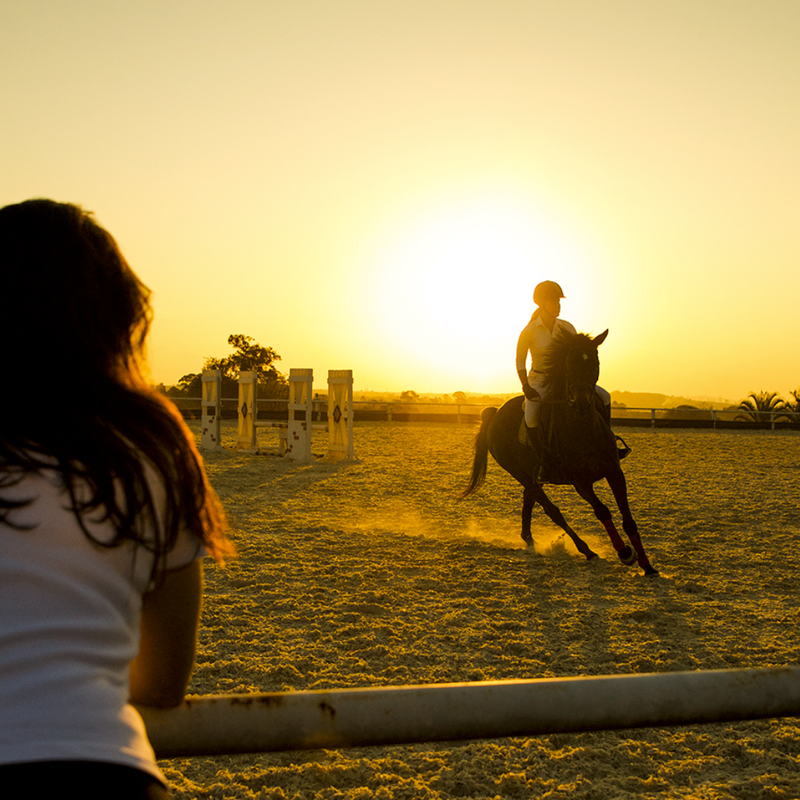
[522,384,539,401]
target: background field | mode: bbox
[162,421,800,799]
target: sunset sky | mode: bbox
[3,1,799,403]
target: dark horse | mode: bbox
[462,330,658,576]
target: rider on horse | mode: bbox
[515,280,614,483]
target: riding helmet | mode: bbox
[533,280,565,306]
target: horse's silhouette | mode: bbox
[462,329,658,576]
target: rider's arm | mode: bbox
[515,331,538,400]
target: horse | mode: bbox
[461,329,658,576]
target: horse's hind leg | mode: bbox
[520,482,534,546]
[531,485,598,561]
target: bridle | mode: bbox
[563,346,599,418]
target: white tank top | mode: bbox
[0,466,200,778]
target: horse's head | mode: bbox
[544,329,608,417]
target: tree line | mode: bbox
[160,334,800,423]
[159,334,499,405]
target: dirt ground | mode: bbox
[159,420,800,799]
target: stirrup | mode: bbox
[536,464,550,484]
[615,435,631,460]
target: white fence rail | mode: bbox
[138,666,800,758]
[171,396,800,428]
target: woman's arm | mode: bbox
[515,329,537,399]
[129,559,203,708]
[515,329,530,376]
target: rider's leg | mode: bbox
[595,385,612,424]
[536,426,552,483]
[523,396,539,447]
[524,397,551,482]
[596,385,630,460]
[525,398,554,483]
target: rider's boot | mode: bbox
[536,462,551,484]
[524,424,549,483]
[603,402,631,460]
[535,425,552,484]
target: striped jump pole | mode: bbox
[138,666,800,758]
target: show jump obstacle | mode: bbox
[200,369,224,452]
[232,368,355,463]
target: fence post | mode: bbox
[200,370,223,451]
[237,371,258,451]
[327,369,355,462]
[287,369,314,463]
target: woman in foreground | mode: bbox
[0,199,232,798]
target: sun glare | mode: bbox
[371,195,595,391]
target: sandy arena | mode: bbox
[159,420,800,799]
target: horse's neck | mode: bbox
[544,370,567,399]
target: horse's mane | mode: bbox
[541,330,596,393]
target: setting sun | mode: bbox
[3,1,799,402]
[369,194,601,392]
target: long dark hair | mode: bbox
[0,199,230,572]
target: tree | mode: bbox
[664,404,713,421]
[735,391,789,423]
[166,335,287,398]
[785,388,800,419]
[205,334,285,389]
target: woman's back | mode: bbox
[0,468,161,772]
[0,199,230,797]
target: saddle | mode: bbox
[517,415,528,447]
[518,396,630,468]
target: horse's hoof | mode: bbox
[522,535,534,547]
[644,566,660,577]
[619,545,638,566]
[585,551,599,561]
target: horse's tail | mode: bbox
[460,407,497,499]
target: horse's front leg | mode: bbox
[531,484,598,561]
[604,466,658,576]
[572,480,638,567]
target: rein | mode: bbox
[539,332,603,415]
[543,358,597,412]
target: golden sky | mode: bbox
[3,1,799,402]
